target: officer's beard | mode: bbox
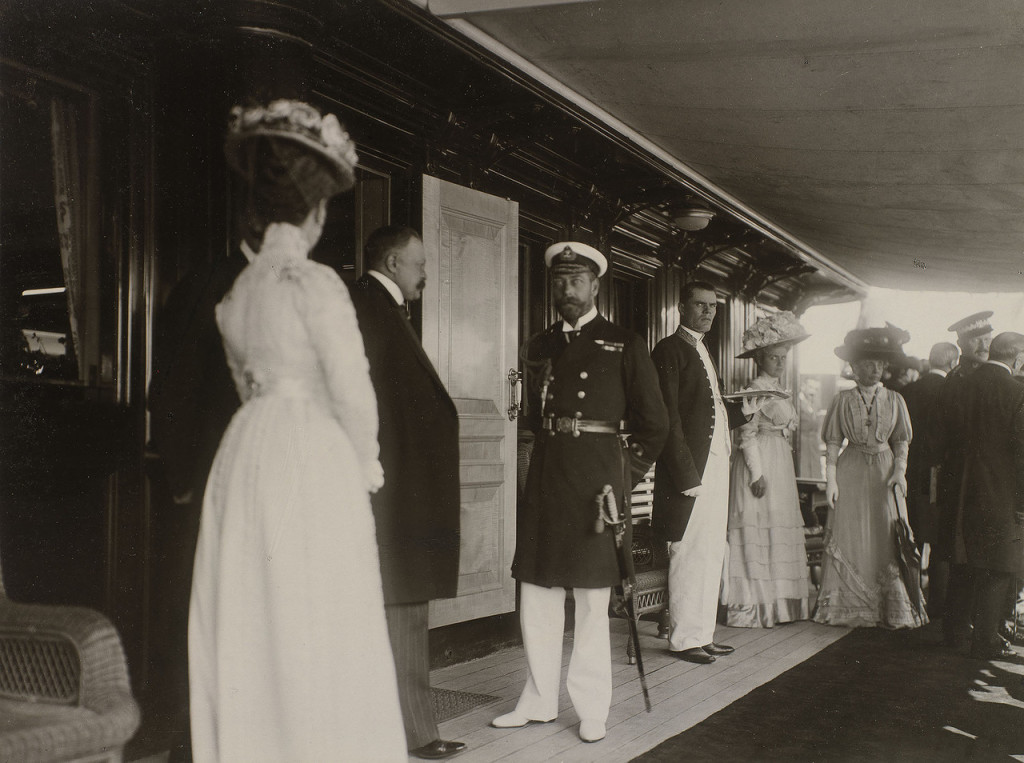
[556,298,592,326]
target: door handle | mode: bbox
[507,368,523,421]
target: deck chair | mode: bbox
[0,568,140,763]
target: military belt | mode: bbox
[542,416,624,437]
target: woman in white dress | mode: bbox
[188,100,406,762]
[813,326,928,629]
[722,311,812,627]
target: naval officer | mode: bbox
[492,240,668,743]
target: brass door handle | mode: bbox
[507,368,523,421]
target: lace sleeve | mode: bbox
[890,390,912,466]
[293,264,381,474]
[821,393,845,467]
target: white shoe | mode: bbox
[491,711,553,728]
[579,720,606,742]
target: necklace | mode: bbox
[856,385,879,427]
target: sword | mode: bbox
[595,483,652,712]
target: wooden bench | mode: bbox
[616,466,671,664]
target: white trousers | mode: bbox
[667,448,730,651]
[515,582,612,723]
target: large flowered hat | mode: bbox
[224,99,359,192]
[736,311,810,359]
[834,324,909,363]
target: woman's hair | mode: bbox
[240,136,342,241]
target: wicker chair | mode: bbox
[0,574,140,763]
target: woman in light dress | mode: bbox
[812,326,928,629]
[188,100,406,762]
[722,311,812,628]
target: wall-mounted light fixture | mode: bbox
[671,206,716,231]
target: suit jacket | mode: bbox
[933,363,975,559]
[899,371,946,542]
[348,274,461,604]
[650,330,747,542]
[149,249,248,499]
[511,315,668,588]
[959,362,1024,573]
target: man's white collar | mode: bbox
[680,325,704,342]
[986,360,1013,374]
[368,269,405,306]
[562,305,598,332]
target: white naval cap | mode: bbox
[544,241,607,277]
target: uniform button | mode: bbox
[575,411,583,418]
[580,371,588,379]
[577,390,586,399]
[547,394,555,401]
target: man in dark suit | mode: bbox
[348,225,464,761]
[149,243,252,506]
[935,311,995,648]
[651,281,748,664]
[958,331,1024,659]
[492,241,667,744]
[900,342,959,552]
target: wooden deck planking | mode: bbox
[422,618,850,762]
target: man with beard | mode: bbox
[348,226,465,760]
[935,311,995,650]
[492,241,667,744]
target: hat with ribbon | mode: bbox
[736,310,810,359]
[225,99,359,192]
[544,241,607,277]
[947,311,994,340]
[834,325,909,363]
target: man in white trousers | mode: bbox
[651,281,749,663]
[492,241,667,741]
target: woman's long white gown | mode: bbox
[188,223,406,762]
[722,375,811,627]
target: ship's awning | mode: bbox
[418,0,1024,293]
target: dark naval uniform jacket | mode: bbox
[650,329,747,543]
[348,274,461,604]
[959,362,1024,574]
[512,314,668,589]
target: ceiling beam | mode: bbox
[424,0,600,19]
[414,7,867,298]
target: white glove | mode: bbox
[825,464,839,509]
[683,484,704,498]
[887,459,908,497]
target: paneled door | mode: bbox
[422,176,519,627]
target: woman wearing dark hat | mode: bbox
[188,100,406,761]
[812,326,928,629]
[722,311,812,627]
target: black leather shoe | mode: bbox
[702,642,735,656]
[410,740,467,760]
[675,647,715,664]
